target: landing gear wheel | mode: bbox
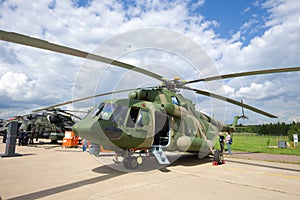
[123,157,129,169]
[213,150,223,165]
[123,156,138,169]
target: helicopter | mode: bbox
[24,109,78,143]
[1,30,300,169]
[0,118,7,137]
[1,109,79,144]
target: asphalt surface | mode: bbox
[0,140,300,200]
[228,151,300,164]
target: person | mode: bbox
[22,130,29,146]
[29,131,34,144]
[18,129,24,146]
[113,151,121,163]
[2,129,7,143]
[225,132,232,155]
[82,139,87,152]
[219,132,225,153]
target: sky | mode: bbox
[0,0,300,125]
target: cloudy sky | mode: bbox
[0,0,299,125]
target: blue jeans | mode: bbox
[82,140,87,152]
[226,143,232,155]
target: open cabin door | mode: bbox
[153,112,170,147]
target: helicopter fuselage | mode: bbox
[73,88,223,154]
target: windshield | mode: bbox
[86,102,130,124]
[99,103,116,120]
[86,103,105,118]
[110,105,129,125]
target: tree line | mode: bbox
[235,121,300,141]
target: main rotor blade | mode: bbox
[0,30,163,81]
[57,110,82,120]
[33,87,141,112]
[186,66,300,84]
[62,110,88,113]
[184,86,277,118]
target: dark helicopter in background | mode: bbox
[0,30,299,169]
[1,108,81,143]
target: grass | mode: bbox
[215,134,300,156]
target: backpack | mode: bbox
[229,137,233,145]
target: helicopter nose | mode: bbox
[72,118,102,144]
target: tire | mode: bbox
[213,150,223,165]
[128,157,138,169]
[123,158,129,169]
[123,157,138,169]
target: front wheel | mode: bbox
[123,156,138,169]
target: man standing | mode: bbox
[23,130,29,146]
[225,132,232,155]
[18,129,24,146]
[2,129,7,143]
[219,132,225,153]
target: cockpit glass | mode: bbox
[99,103,116,120]
[171,96,180,105]
[86,103,104,118]
[86,102,129,124]
[110,105,128,125]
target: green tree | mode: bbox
[287,123,300,141]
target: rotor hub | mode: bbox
[161,77,186,92]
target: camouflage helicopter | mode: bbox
[24,109,79,143]
[2,109,79,143]
[1,30,300,169]
[0,118,7,136]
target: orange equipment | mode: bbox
[62,131,79,148]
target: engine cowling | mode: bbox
[164,103,187,117]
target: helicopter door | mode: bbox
[125,107,152,142]
[153,112,170,146]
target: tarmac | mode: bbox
[225,151,300,164]
[0,139,300,200]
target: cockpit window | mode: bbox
[110,105,128,125]
[86,103,105,118]
[99,103,116,120]
[126,107,150,128]
[136,110,150,127]
[171,96,180,105]
[126,107,140,128]
[86,102,117,120]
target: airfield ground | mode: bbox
[0,139,300,200]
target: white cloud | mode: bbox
[220,0,300,70]
[211,0,300,124]
[220,85,235,96]
[236,81,276,99]
[0,71,39,100]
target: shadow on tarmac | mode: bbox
[91,153,213,174]
[169,154,212,167]
[158,154,212,173]
[8,170,125,200]
[8,154,212,200]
